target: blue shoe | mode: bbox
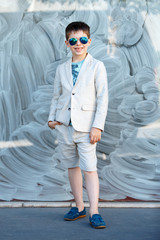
[64,207,86,221]
[89,214,106,229]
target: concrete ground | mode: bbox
[0,207,160,240]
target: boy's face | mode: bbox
[65,30,91,59]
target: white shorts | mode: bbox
[55,124,97,171]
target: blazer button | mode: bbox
[68,107,71,111]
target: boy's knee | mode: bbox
[68,167,81,172]
[68,167,79,170]
[83,170,97,175]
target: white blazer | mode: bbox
[48,53,108,132]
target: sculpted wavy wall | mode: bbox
[0,0,160,201]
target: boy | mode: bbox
[48,21,108,229]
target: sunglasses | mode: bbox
[68,37,88,46]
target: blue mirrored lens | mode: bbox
[69,38,77,45]
[69,37,88,45]
[80,37,88,44]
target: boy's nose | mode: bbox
[76,39,81,45]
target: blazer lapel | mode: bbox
[65,53,93,89]
[65,58,73,87]
[73,53,93,89]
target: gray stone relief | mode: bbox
[0,0,160,201]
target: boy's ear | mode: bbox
[65,40,70,47]
[88,38,91,45]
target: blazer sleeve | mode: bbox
[92,62,108,131]
[48,66,62,122]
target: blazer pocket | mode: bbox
[56,103,63,110]
[81,104,96,111]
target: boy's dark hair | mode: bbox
[65,21,90,40]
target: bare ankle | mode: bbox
[77,204,85,212]
[90,210,99,217]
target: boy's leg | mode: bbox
[74,132,99,216]
[68,167,84,212]
[83,170,99,217]
[55,125,85,212]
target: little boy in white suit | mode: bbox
[48,21,108,229]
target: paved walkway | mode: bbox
[0,207,160,240]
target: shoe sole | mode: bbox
[90,223,106,229]
[64,214,86,221]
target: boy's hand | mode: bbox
[48,121,62,129]
[89,127,102,144]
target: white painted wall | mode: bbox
[0,0,160,201]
